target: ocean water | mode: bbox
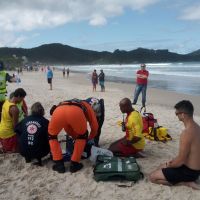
[56,62,200,96]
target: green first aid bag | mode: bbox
[93,155,143,182]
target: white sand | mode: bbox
[0,70,200,200]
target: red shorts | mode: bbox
[118,141,141,157]
[0,135,18,153]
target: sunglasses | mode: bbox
[175,112,187,116]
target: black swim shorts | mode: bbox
[162,165,200,185]
[48,78,52,84]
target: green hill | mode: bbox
[0,43,200,66]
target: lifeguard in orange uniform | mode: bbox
[48,101,98,173]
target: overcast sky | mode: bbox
[0,0,200,53]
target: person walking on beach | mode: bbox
[133,64,149,108]
[98,69,105,92]
[109,98,145,157]
[92,69,98,92]
[0,88,26,153]
[67,67,70,78]
[47,66,53,90]
[15,102,50,166]
[62,67,65,78]
[149,100,200,189]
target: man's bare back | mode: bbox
[184,121,200,170]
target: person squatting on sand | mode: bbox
[0,88,26,153]
[149,100,200,189]
[109,98,145,157]
[0,61,17,122]
[15,102,50,166]
[133,63,149,108]
[48,100,98,173]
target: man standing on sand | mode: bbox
[62,67,65,78]
[133,64,149,108]
[149,100,200,189]
[98,69,105,92]
[47,66,53,90]
[67,67,70,78]
[92,69,98,92]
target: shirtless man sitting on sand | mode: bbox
[149,100,200,189]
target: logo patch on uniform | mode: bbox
[27,124,37,134]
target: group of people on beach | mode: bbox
[0,60,200,189]
[91,69,105,92]
[62,67,70,78]
[90,64,148,105]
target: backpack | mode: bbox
[141,111,172,142]
[147,126,172,142]
[93,155,143,182]
[142,112,157,134]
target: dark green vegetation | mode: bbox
[0,43,200,67]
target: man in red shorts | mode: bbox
[0,88,27,152]
[48,100,98,173]
[109,98,145,156]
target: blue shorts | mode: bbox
[99,81,104,86]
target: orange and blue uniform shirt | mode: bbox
[48,101,98,162]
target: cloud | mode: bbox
[0,31,26,47]
[0,0,159,47]
[180,4,200,20]
[0,0,159,32]
[89,15,107,26]
[0,30,39,47]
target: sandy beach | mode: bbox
[0,70,200,200]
